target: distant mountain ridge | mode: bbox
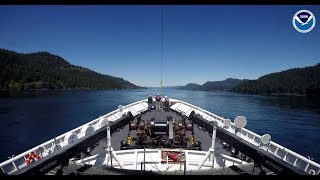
[177,64,320,96]
[0,48,142,90]
[231,64,320,96]
[201,78,247,91]
[179,78,247,91]
[181,83,202,90]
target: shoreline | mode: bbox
[179,89,320,97]
[0,88,318,98]
[176,89,310,97]
[0,87,146,91]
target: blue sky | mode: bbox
[0,5,319,87]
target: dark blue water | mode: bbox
[0,89,320,163]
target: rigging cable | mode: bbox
[160,6,164,93]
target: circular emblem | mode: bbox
[292,10,316,33]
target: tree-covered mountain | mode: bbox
[179,78,246,91]
[0,48,142,90]
[179,83,202,90]
[231,64,320,96]
[201,78,246,91]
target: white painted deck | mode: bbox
[75,148,243,172]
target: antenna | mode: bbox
[118,105,123,111]
[261,134,271,153]
[223,118,231,127]
[234,116,247,128]
[261,134,271,145]
[160,6,164,93]
[118,105,124,115]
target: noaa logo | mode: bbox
[292,10,316,33]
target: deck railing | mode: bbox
[169,98,320,175]
[0,99,149,174]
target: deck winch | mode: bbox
[121,111,201,150]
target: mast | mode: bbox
[160,6,164,94]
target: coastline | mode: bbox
[176,88,317,97]
[0,87,146,91]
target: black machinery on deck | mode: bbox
[120,111,202,150]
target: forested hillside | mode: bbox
[0,49,141,90]
[231,64,320,96]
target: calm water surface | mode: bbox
[0,88,319,163]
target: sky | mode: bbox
[0,5,319,87]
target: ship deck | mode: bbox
[59,108,269,175]
[88,108,240,164]
[48,160,274,175]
